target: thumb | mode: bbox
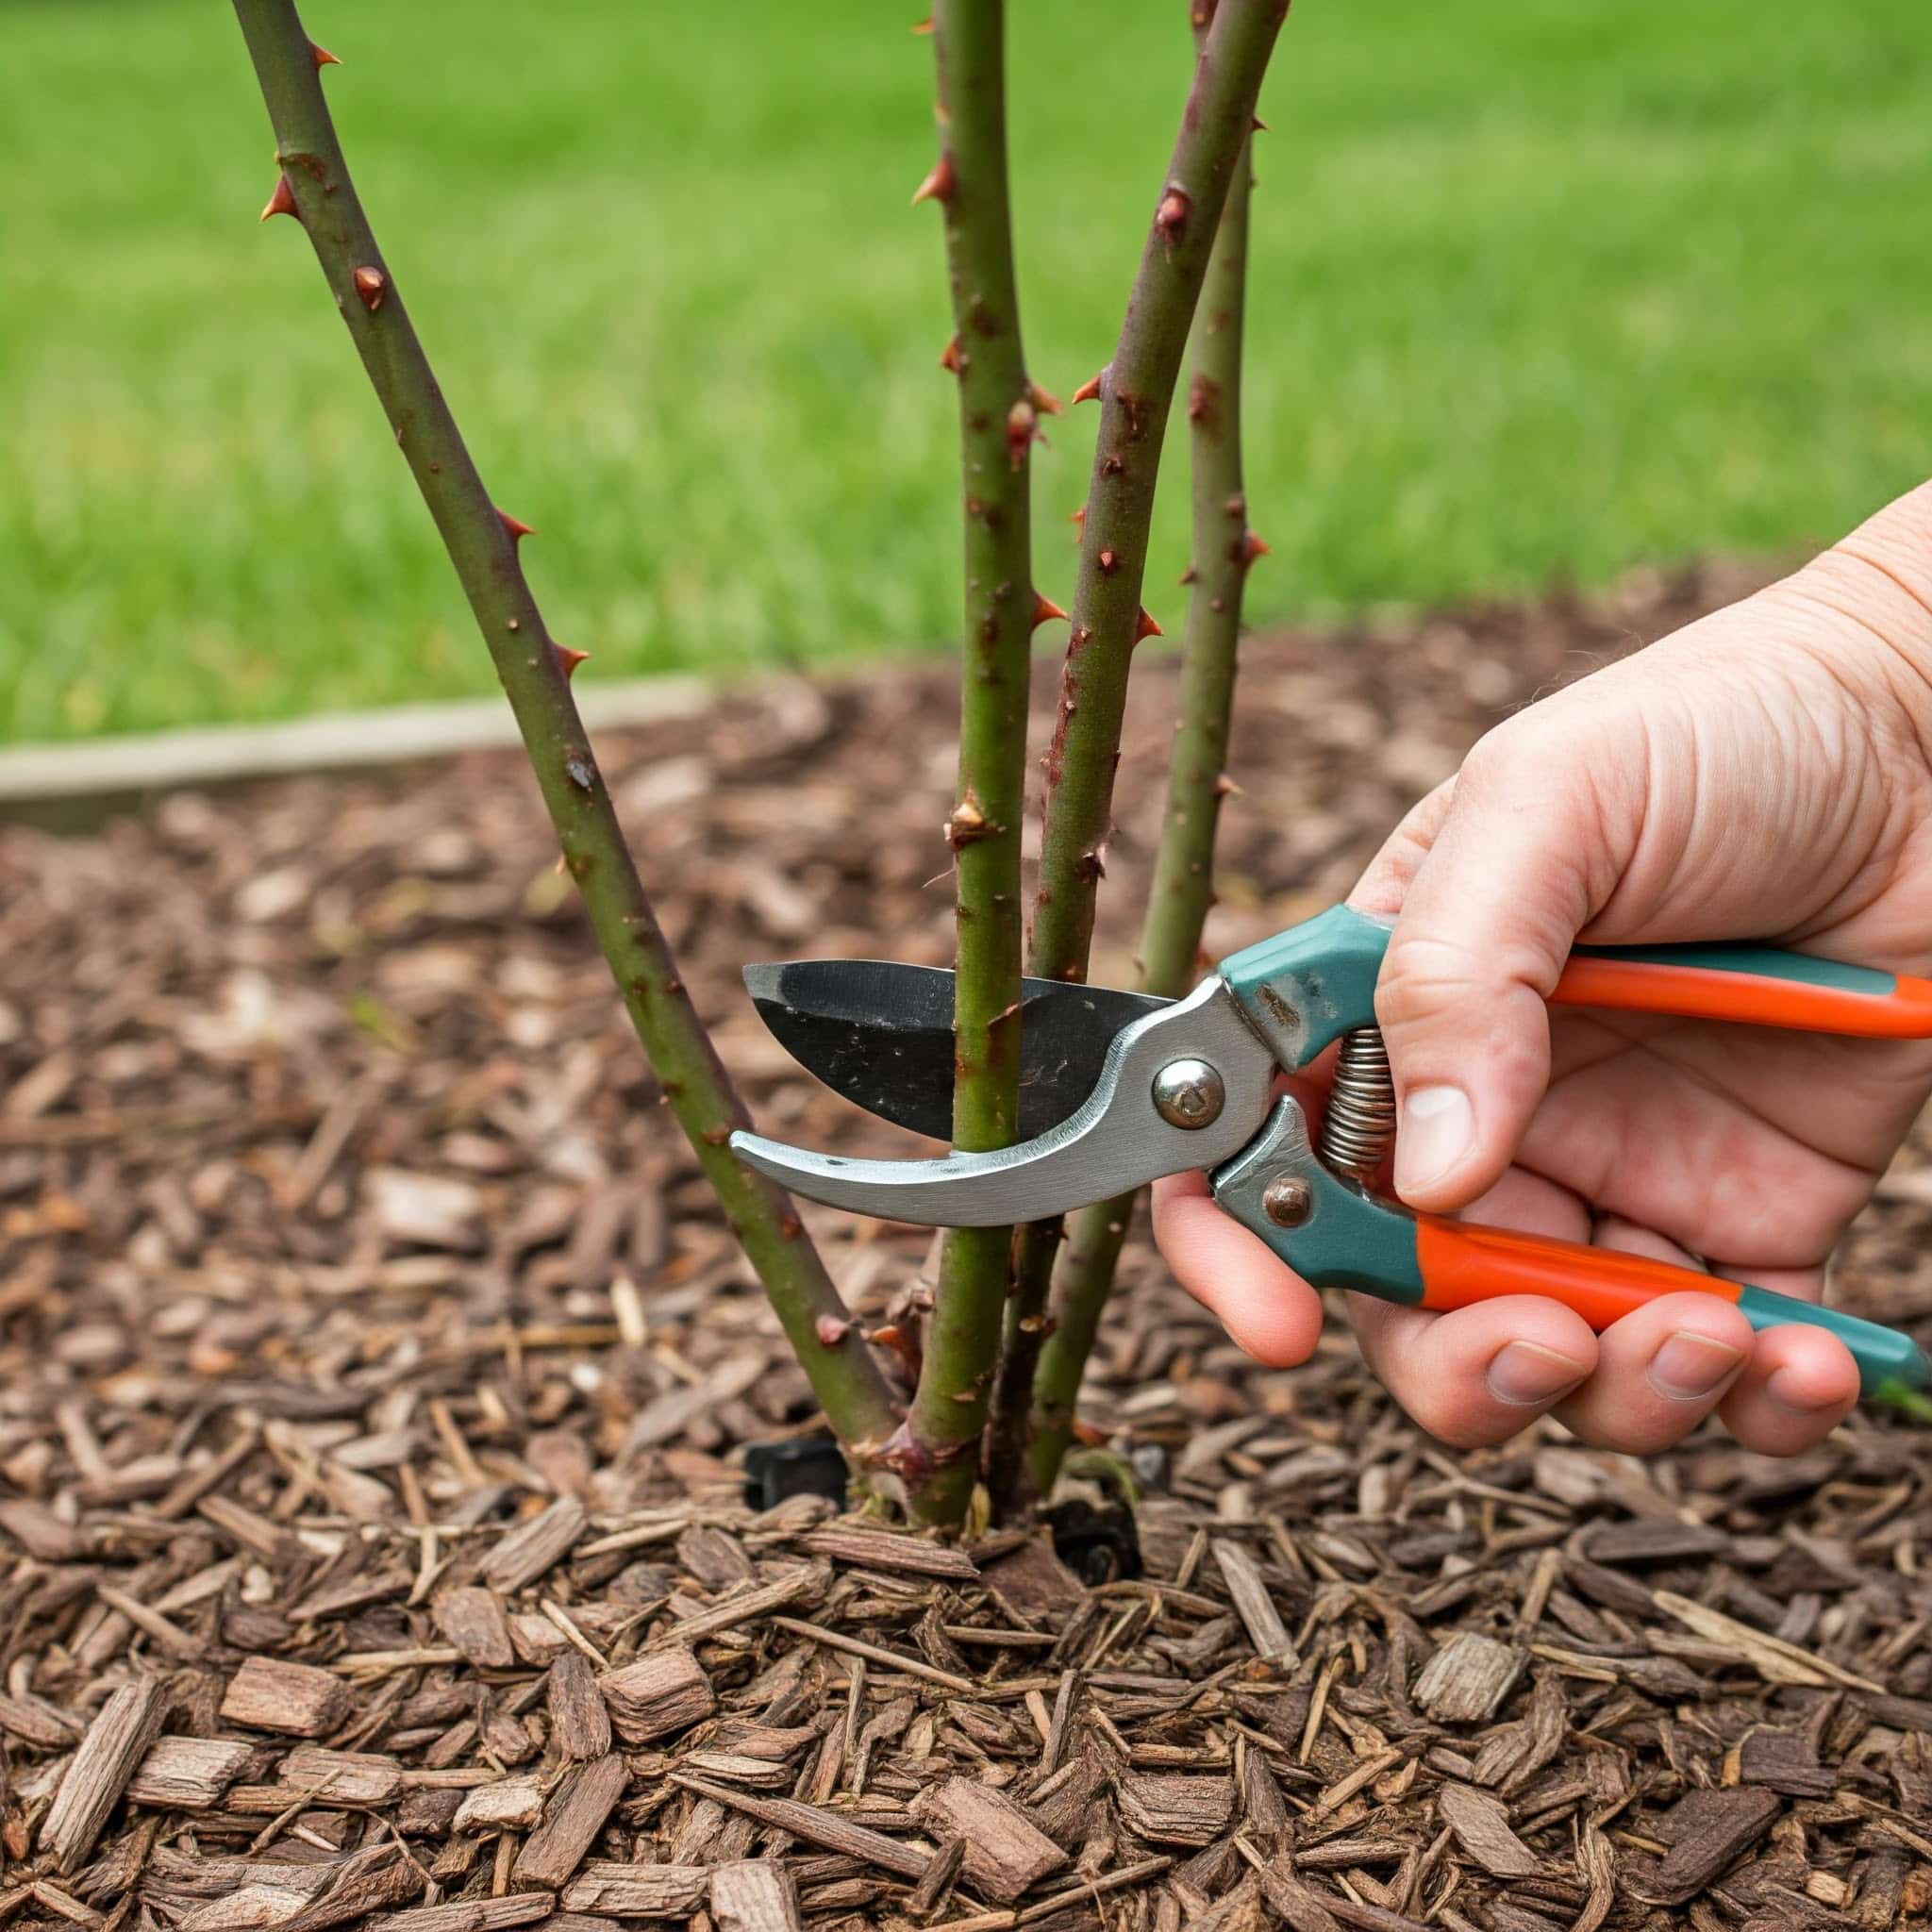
[1361,724,1630,1212]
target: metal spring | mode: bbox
[1319,1026,1397,1181]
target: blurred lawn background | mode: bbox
[2,0,1928,741]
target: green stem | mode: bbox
[982,1217,1062,1509]
[1141,138,1257,996]
[229,0,900,1461]
[1026,97,1265,1501]
[1028,0,1287,984]
[891,0,1045,1526]
[981,4,1282,1507]
[995,0,1282,1496]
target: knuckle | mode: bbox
[1374,932,1497,1031]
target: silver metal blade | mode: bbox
[743,958,1169,1141]
[730,979,1270,1225]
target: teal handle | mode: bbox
[1735,1285,1930,1399]
[1217,904,1932,1070]
[1218,904,1392,1070]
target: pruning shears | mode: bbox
[732,903,1932,1399]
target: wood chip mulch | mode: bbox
[3,561,1932,1930]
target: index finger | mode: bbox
[1150,1170,1326,1368]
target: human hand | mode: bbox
[1156,482,1932,1453]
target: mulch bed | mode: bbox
[3,560,1932,1931]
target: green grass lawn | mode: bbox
[2,1,1928,740]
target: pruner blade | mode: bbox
[729,978,1272,1225]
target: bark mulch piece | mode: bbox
[2,565,1932,1927]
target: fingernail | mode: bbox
[1487,1340,1590,1407]
[1765,1365,1840,1415]
[1395,1085,1474,1196]
[1647,1331,1745,1401]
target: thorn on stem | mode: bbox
[1179,565,1199,585]
[1216,772,1243,797]
[1005,398,1041,471]
[1155,185,1191,250]
[1134,607,1163,642]
[1027,379,1063,417]
[814,1314,853,1346]
[1030,591,1069,630]
[1069,507,1087,530]
[309,41,341,69]
[498,508,535,544]
[556,645,591,680]
[1252,114,1270,132]
[1070,371,1104,406]
[911,13,935,31]
[259,175,300,224]
[911,154,957,206]
[1098,549,1119,575]
[939,334,964,375]
[945,792,995,850]
[868,1328,924,1387]
[1235,530,1272,568]
[352,265,387,311]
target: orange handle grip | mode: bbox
[1551,953,1932,1039]
[1415,1216,1745,1326]
[1412,1216,1927,1396]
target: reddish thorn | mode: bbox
[911,13,935,30]
[259,175,300,224]
[351,265,387,311]
[1215,772,1243,798]
[1098,549,1119,575]
[866,1324,923,1381]
[498,508,535,544]
[309,41,341,69]
[1239,530,1272,566]
[1134,607,1164,642]
[911,154,956,206]
[1071,1416,1108,1447]
[814,1314,852,1347]
[1179,565,1199,586]
[1030,591,1069,631]
[1252,114,1269,132]
[556,645,591,679]
[939,335,963,374]
[1155,186,1191,244]
[1027,380,1063,417]
[1070,371,1104,406]
[1069,507,1087,526]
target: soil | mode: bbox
[3,559,1931,1930]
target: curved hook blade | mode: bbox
[730,979,1270,1225]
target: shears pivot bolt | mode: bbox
[1263,1174,1313,1227]
[1151,1058,1225,1130]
